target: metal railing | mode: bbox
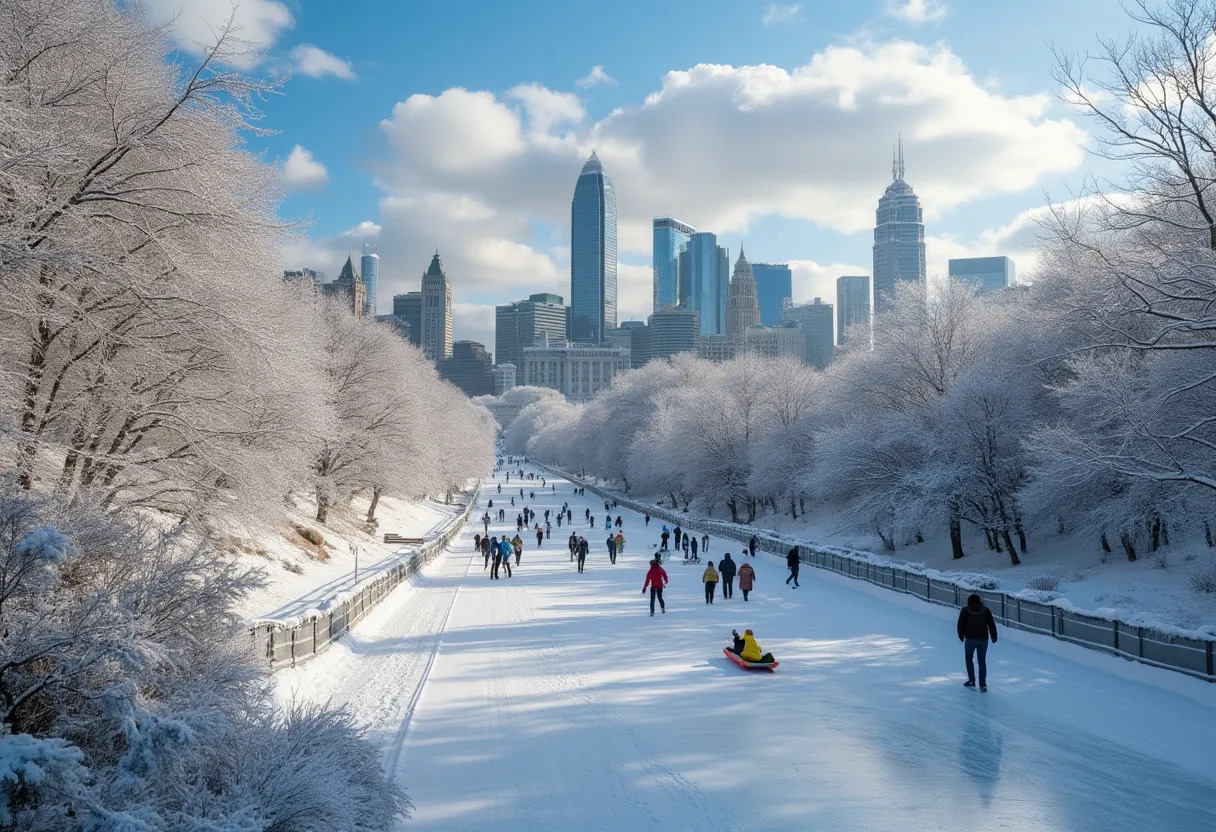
[542,465,1215,682]
[249,486,480,670]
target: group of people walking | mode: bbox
[697,554,757,603]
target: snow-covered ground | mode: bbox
[279,464,1216,831]
[233,490,464,621]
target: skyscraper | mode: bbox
[495,293,570,366]
[872,138,925,313]
[725,246,761,340]
[392,291,422,348]
[948,256,1016,293]
[360,243,379,317]
[836,275,871,346]
[679,232,728,335]
[652,217,694,313]
[783,298,835,368]
[420,251,453,362]
[438,341,493,397]
[647,306,700,361]
[752,262,792,327]
[570,151,618,343]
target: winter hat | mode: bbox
[967,593,982,607]
[744,629,753,635]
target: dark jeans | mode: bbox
[491,555,501,578]
[742,588,750,601]
[515,552,521,566]
[704,581,716,603]
[577,553,586,573]
[722,577,734,598]
[965,639,989,685]
[483,552,490,569]
[650,587,665,613]
[610,551,617,564]
[786,565,800,586]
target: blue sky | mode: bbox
[150,0,1125,355]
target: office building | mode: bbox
[653,217,695,313]
[360,243,379,317]
[836,275,871,346]
[948,256,1016,294]
[679,232,728,335]
[744,324,805,361]
[521,338,629,402]
[783,298,835,368]
[752,263,793,327]
[420,251,453,362]
[392,291,423,348]
[725,246,761,339]
[647,306,700,362]
[696,334,740,363]
[322,255,366,318]
[492,363,517,396]
[374,313,413,343]
[609,321,650,368]
[438,341,493,397]
[495,293,570,366]
[570,152,618,343]
[283,267,323,291]
[873,138,925,313]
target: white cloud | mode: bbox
[885,0,948,25]
[281,145,329,190]
[141,0,293,67]
[576,66,618,88]
[762,4,802,25]
[508,84,585,135]
[788,259,871,307]
[290,44,356,80]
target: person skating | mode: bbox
[535,525,544,548]
[490,537,503,579]
[701,533,709,554]
[545,520,551,539]
[568,531,578,562]
[512,534,524,566]
[738,561,755,601]
[481,535,492,570]
[497,483,501,494]
[645,514,650,526]
[674,525,683,551]
[660,527,670,551]
[498,508,505,521]
[474,532,482,552]
[516,514,523,532]
[957,593,998,692]
[748,535,758,557]
[681,535,690,560]
[615,515,623,529]
[718,553,737,599]
[585,508,590,522]
[642,558,669,616]
[499,537,514,577]
[577,536,589,573]
[786,546,800,588]
[614,531,625,560]
[702,561,719,603]
[481,513,490,537]
[690,534,698,561]
[606,533,617,565]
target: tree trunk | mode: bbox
[1120,531,1137,562]
[1100,532,1112,553]
[366,485,382,523]
[622,477,629,494]
[1015,519,1028,554]
[1205,520,1214,548]
[1150,516,1161,551]
[799,495,805,514]
[949,515,964,560]
[1161,520,1169,547]
[790,497,798,520]
[914,529,924,545]
[728,499,739,523]
[316,486,330,524]
[746,498,756,523]
[1002,529,1021,566]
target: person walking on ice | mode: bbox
[786,546,800,588]
[614,530,625,560]
[702,560,719,604]
[643,558,669,616]
[718,552,736,599]
[535,525,544,548]
[958,593,998,692]
[511,534,524,567]
[606,533,617,565]
[738,560,755,600]
[577,535,589,573]
[660,526,670,551]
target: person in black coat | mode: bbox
[718,553,737,598]
[748,536,758,557]
[785,547,800,588]
[957,594,998,691]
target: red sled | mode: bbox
[723,647,778,671]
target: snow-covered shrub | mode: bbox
[1018,589,1061,604]
[1187,563,1216,594]
[948,572,1000,590]
[1153,552,1168,570]
[1026,575,1060,592]
[296,525,326,547]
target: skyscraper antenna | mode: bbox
[897,133,905,181]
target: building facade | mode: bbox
[725,246,761,340]
[322,255,366,318]
[570,152,618,343]
[783,298,835,368]
[836,275,871,346]
[652,217,695,313]
[948,256,1016,293]
[283,267,323,292]
[872,139,925,313]
[752,262,792,327]
[679,232,728,335]
[608,321,650,368]
[420,252,453,361]
[495,293,570,366]
[392,291,423,348]
[439,341,493,397]
[522,340,629,402]
[491,363,517,396]
[360,244,379,317]
[696,334,740,363]
[647,306,700,362]
[744,324,805,361]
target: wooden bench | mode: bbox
[383,534,425,544]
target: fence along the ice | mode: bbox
[249,486,480,670]
[541,465,1215,682]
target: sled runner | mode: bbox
[723,647,778,671]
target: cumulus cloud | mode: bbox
[142,0,293,66]
[291,44,356,80]
[281,145,329,190]
[762,4,802,25]
[507,84,585,134]
[885,0,948,25]
[576,66,618,88]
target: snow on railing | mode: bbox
[248,484,481,670]
[541,465,1216,682]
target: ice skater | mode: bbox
[718,552,736,599]
[958,593,998,692]
[702,560,719,604]
[642,558,668,616]
[786,546,800,588]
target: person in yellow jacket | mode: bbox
[702,561,719,604]
[740,629,763,662]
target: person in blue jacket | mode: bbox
[498,537,514,578]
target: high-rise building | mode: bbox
[360,243,379,317]
[322,255,366,318]
[836,275,871,346]
[522,339,629,402]
[948,256,1016,293]
[438,341,493,397]
[570,152,618,343]
[652,217,695,313]
[648,306,700,361]
[679,232,728,335]
[725,246,761,340]
[392,291,423,348]
[752,262,792,327]
[609,321,650,368]
[492,363,517,396]
[783,298,835,368]
[283,267,323,291]
[420,251,453,361]
[744,324,805,361]
[696,334,740,363]
[873,138,925,313]
[495,293,570,366]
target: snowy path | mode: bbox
[281,465,1216,832]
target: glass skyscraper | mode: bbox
[679,232,728,336]
[872,139,925,313]
[836,275,870,346]
[752,262,792,326]
[570,152,618,343]
[948,256,1016,293]
[652,217,694,313]
[360,243,379,317]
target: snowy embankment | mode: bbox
[233,489,467,623]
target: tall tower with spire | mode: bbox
[872,136,925,314]
[570,151,618,343]
[420,250,453,362]
[725,245,761,340]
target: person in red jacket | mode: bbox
[642,558,669,616]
